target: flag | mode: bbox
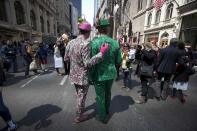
[154,0,166,10]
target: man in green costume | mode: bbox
[89,19,122,123]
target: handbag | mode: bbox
[30,60,37,70]
[140,62,154,77]
[54,57,63,68]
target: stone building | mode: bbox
[56,0,71,35]
[143,0,181,47]
[120,0,147,45]
[0,0,57,42]
[70,0,82,17]
[178,0,197,49]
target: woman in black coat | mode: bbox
[172,41,195,103]
[136,43,157,104]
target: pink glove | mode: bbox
[100,43,109,56]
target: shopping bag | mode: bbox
[54,57,63,68]
[30,60,37,70]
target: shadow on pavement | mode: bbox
[110,95,135,115]
[0,127,7,131]
[17,104,62,130]
[3,73,26,87]
[85,95,135,123]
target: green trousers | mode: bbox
[94,80,113,120]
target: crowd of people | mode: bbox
[0,18,196,130]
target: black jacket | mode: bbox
[157,45,183,74]
[173,64,195,82]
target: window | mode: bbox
[30,10,36,30]
[0,0,7,21]
[14,1,25,25]
[138,0,143,11]
[147,13,152,27]
[40,16,44,33]
[165,3,173,20]
[47,20,50,33]
[54,24,56,35]
[155,10,161,24]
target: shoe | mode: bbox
[155,96,160,101]
[135,96,146,104]
[74,114,89,123]
[7,123,17,131]
[126,88,130,92]
[95,115,108,124]
[180,97,186,104]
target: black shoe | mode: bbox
[95,115,108,124]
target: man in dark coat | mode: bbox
[157,38,183,100]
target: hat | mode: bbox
[79,22,91,31]
[97,19,110,28]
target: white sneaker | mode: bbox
[8,123,17,131]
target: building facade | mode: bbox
[69,2,78,36]
[56,0,71,35]
[178,0,197,49]
[0,0,57,42]
[120,0,147,45]
[143,0,181,47]
[94,0,101,23]
[70,0,82,16]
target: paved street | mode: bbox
[0,58,197,131]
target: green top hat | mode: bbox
[98,19,110,27]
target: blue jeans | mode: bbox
[0,91,12,122]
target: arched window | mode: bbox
[0,0,7,21]
[155,10,161,24]
[47,20,50,33]
[40,16,44,33]
[166,3,173,20]
[30,10,36,30]
[147,13,152,27]
[14,1,25,25]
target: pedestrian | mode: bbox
[121,44,132,90]
[4,40,18,73]
[134,45,142,76]
[61,34,70,75]
[64,21,109,123]
[135,43,157,104]
[36,43,48,72]
[89,19,122,123]
[157,38,183,100]
[0,87,17,130]
[54,41,63,75]
[172,41,195,103]
[21,40,39,77]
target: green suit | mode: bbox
[89,35,122,121]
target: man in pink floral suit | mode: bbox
[64,22,109,123]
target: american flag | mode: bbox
[154,0,166,10]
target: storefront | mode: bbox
[179,0,197,49]
[180,13,197,49]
